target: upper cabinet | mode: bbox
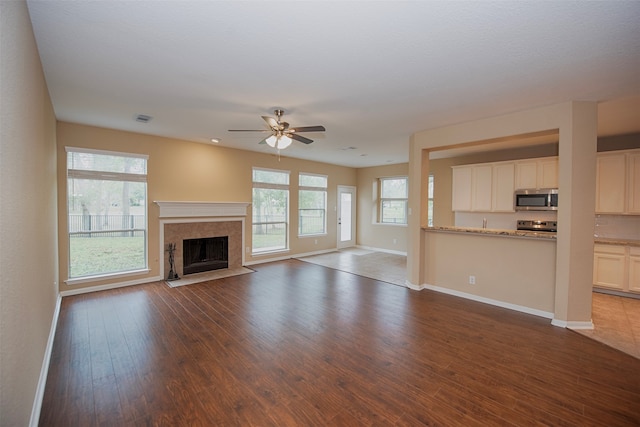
[596,149,640,215]
[452,161,514,212]
[514,157,558,190]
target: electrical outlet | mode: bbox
[469,275,476,285]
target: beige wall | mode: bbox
[0,1,59,424]
[57,122,357,291]
[356,163,408,252]
[408,102,597,326]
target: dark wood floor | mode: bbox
[40,260,640,426]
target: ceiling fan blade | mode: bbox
[289,125,326,133]
[258,138,268,145]
[228,129,270,132]
[262,116,278,130]
[289,133,313,144]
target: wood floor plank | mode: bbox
[40,259,640,426]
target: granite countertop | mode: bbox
[594,237,640,247]
[422,226,557,240]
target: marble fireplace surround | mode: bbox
[155,202,250,279]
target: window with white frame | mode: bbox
[299,173,327,236]
[66,148,148,279]
[379,176,408,224]
[252,168,290,253]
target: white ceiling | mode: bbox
[27,1,640,168]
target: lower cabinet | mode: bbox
[593,244,640,294]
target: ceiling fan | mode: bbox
[228,109,325,150]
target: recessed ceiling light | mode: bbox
[341,146,357,151]
[210,138,220,143]
[134,114,152,123]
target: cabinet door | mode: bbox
[472,165,493,212]
[452,166,472,211]
[627,153,640,214]
[515,161,537,189]
[595,154,626,214]
[538,158,558,188]
[492,163,515,212]
[593,249,626,290]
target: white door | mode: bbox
[337,186,356,249]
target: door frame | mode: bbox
[337,185,356,249]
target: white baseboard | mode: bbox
[552,319,594,330]
[29,294,62,427]
[356,245,407,256]
[60,274,162,297]
[420,283,555,320]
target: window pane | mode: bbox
[299,189,326,235]
[381,200,407,224]
[381,178,407,198]
[253,169,289,185]
[68,151,146,174]
[68,177,146,277]
[299,174,327,188]
[252,187,288,252]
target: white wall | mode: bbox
[0,1,59,425]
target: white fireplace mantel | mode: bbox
[154,201,250,218]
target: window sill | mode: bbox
[374,222,408,227]
[65,268,150,286]
[251,249,290,257]
[298,233,328,238]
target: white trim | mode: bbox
[553,319,595,330]
[356,245,407,256]
[405,280,423,291]
[65,145,149,159]
[29,294,62,427]
[159,217,246,278]
[420,283,555,320]
[60,275,162,297]
[154,201,249,218]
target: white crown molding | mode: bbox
[154,201,250,218]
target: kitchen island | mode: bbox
[420,226,557,318]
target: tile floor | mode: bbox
[298,248,640,359]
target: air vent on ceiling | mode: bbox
[134,114,152,123]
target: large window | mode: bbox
[252,168,289,253]
[67,148,148,279]
[380,176,408,224]
[428,174,434,226]
[299,173,327,236]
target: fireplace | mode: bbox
[156,201,250,280]
[183,236,228,275]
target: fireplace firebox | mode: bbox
[183,236,228,275]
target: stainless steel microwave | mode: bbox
[514,188,558,211]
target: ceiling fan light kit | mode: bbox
[229,109,325,151]
[266,134,292,149]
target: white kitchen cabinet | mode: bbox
[538,158,559,189]
[629,247,640,293]
[596,153,626,214]
[627,152,640,214]
[514,157,558,190]
[452,162,515,212]
[472,165,493,212]
[492,162,515,212]
[452,166,472,211]
[593,244,626,290]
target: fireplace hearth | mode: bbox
[183,236,228,275]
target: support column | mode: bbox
[553,102,598,328]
